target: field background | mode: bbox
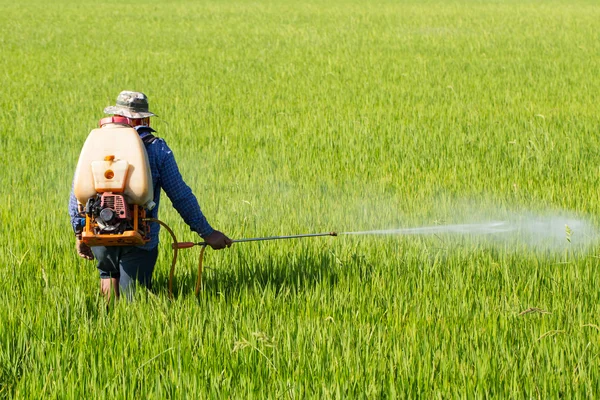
[1,0,600,397]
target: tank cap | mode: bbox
[99,116,132,127]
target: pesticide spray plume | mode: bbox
[340,214,598,253]
[341,221,514,236]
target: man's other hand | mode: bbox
[204,230,233,250]
[76,239,94,260]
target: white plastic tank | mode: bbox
[73,123,153,207]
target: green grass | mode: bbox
[1,0,600,397]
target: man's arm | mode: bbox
[68,187,81,233]
[69,184,94,260]
[157,141,231,249]
[157,141,215,238]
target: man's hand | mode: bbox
[76,239,94,260]
[203,230,233,250]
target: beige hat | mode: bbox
[104,91,156,119]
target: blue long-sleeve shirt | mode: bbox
[68,127,214,250]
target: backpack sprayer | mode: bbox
[73,116,155,247]
[73,117,338,297]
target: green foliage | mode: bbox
[1,0,600,397]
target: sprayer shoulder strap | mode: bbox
[135,126,159,145]
[141,133,158,145]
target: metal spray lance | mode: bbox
[173,231,338,249]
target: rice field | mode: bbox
[1,0,600,397]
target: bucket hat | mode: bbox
[104,91,156,119]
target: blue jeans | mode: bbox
[91,246,159,299]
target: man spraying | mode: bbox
[69,90,231,299]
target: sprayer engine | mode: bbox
[79,191,150,246]
[85,192,135,234]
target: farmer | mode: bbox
[69,90,232,299]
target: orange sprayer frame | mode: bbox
[81,205,150,247]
